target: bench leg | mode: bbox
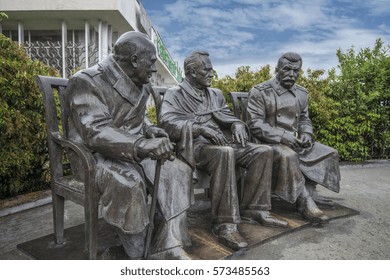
[84,196,98,260]
[52,192,65,245]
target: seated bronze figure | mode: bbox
[65,31,193,260]
[246,52,341,223]
[159,51,288,251]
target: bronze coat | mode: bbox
[160,79,246,169]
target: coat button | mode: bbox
[277,113,281,117]
[295,114,298,118]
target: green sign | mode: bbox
[155,33,182,83]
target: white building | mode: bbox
[0,0,182,86]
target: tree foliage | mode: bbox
[325,39,390,160]
[297,69,339,148]
[212,65,272,105]
[0,12,8,22]
[0,34,58,198]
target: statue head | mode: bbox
[184,51,214,90]
[113,31,157,87]
[275,52,302,89]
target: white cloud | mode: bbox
[332,0,390,16]
[276,27,390,70]
[144,0,390,77]
[369,0,390,16]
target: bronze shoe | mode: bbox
[213,223,248,251]
[241,210,289,228]
[298,196,329,224]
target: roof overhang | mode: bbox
[1,10,133,34]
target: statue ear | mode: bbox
[130,54,138,68]
[190,67,196,77]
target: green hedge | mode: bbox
[0,34,58,199]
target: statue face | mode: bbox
[277,59,301,89]
[132,44,157,85]
[118,41,157,86]
[191,56,214,89]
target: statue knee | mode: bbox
[218,145,234,156]
[280,148,299,163]
[214,146,235,161]
[253,145,273,160]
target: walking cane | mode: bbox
[144,157,163,259]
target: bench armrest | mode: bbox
[51,132,96,172]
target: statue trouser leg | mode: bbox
[271,145,328,223]
[236,143,288,228]
[115,228,146,259]
[236,143,272,211]
[116,210,191,260]
[297,183,329,224]
[97,159,192,259]
[305,178,335,207]
[196,145,240,224]
[150,210,191,259]
[195,144,247,250]
[97,160,149,259]
[271,145,305,203]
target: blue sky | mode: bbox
[140,0,390,78]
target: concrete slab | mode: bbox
[16,197,358,260]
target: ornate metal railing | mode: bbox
[24,41,63,73]
[24,41,99,77]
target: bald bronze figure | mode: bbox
[65,31,193,259]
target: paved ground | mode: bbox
[0,161,389,260]
[237,161,390,260]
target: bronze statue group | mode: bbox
[65,31,340,260]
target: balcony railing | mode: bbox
[24,41,99,77]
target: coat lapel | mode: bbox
[99,56,141,106]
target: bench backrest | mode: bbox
[35,76,69,179]
[151,89,249,122]
[151,87,168,118]
[229,92,249,120]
